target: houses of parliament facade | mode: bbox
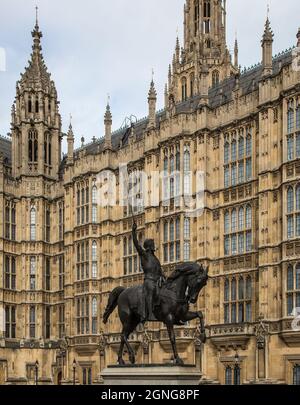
[1,0,300,385]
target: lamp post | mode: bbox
[35,360,39,386]
[72,359,77,385]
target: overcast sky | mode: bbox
[0,0,299,149]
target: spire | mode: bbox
[147,75,157,129]
[20,8,52,91]
[67,115,74,165]
[234,32,239,69]
[104,98,112,148]
[261,12,274,77]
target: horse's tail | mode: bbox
[103,287,126,324]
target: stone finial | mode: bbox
[104,102,112,149]
[147,79,157,129]
[81,136,85,147]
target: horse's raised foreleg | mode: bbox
[166,316,184,366]
[181,311,206,343]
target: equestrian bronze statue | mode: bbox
[103,223,209,366]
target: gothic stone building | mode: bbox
[1,0,300,385]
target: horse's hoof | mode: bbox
[129,355,136,365]
[118,359,125,366]
[175,357,184,366]
[200,333,206,344]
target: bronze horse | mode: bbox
[103,263,209,365]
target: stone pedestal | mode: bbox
[102,364,201,385]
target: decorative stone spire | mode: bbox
[104,100,112,148]
[20,7,53,92]
[234,34,239,69]
[67,116,74,165]
[261,16,274,77]
[147,77,157,129]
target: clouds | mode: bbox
[0,0,299,149]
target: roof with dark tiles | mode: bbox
[0,49,295,167]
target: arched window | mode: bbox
[224,142,230,164]
[206,39,212,49]
[194,0,200,35]
[48,135,52,166]
[288,187,294,213]
[293,365,300,385]
[170,155,175,173]
[181,77,187,101]
[92,241,97,279]
[288,100,294,133]
[204,0,211,18]
[184,218,190,239]
[92,297,97,334]
[92,186,97,223]
[246,134,252,156]
[30,257,36,290]
[239,137,244,159]
[225,366,232,385]
[28,130,38,163]
[224,279,229,301]
[246,276,252,300]
[164,221,168,243]
[238,277,244,300]
[234,366,241,385]
[287,265,294,291]
[231,209,237,232]
[212,70,219,87]
[170,220,175,241]
[190,73,195,97]
[184,146,190,172]
[296,263,300,290]
[231,278,237,301]
[296,185,300,211]
[224,211,230,234]
[30,207,36,241]
[28,97,32,113]
[239,207,244,230]
[231,140,237,162]
[35,99,39,113]
[246,206,252,229]
[164,156,168,172]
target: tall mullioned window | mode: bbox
[224,275,252,324]
[29,306,36,339]
[225,365,241,385]
[59,256,64,290]
[294,365,300,385]
[162,145,181,205]
[45,257,51,291]
[123,233,144,275]
[286,264,300,316]
[92,185,98,223]
[58,305,65,338]
[92,241,98,279]
[30,206,36,241]
[287,98,300,161]
[5,201,16,241]
[163,217,181,263]
[194,0,200,35]
[92,297,98,334]
[30,257,36,290]
[76,297,89,335]
[5,306,16,339]
[224,205,253,256]
[28,129,38,163]
[45,207,50,242]
[224,128,252,188]
[76,183,90,226]
[287,185,300,239]
[76,241,90,280]
[5,256,16,290]
[58,204,64,241]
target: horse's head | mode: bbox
[187,265,209,304]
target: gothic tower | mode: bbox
[167,0,237,104]
[10,14,62,179]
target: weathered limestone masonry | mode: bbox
[0,1,300,385]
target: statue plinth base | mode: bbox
[102,364,201,385]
